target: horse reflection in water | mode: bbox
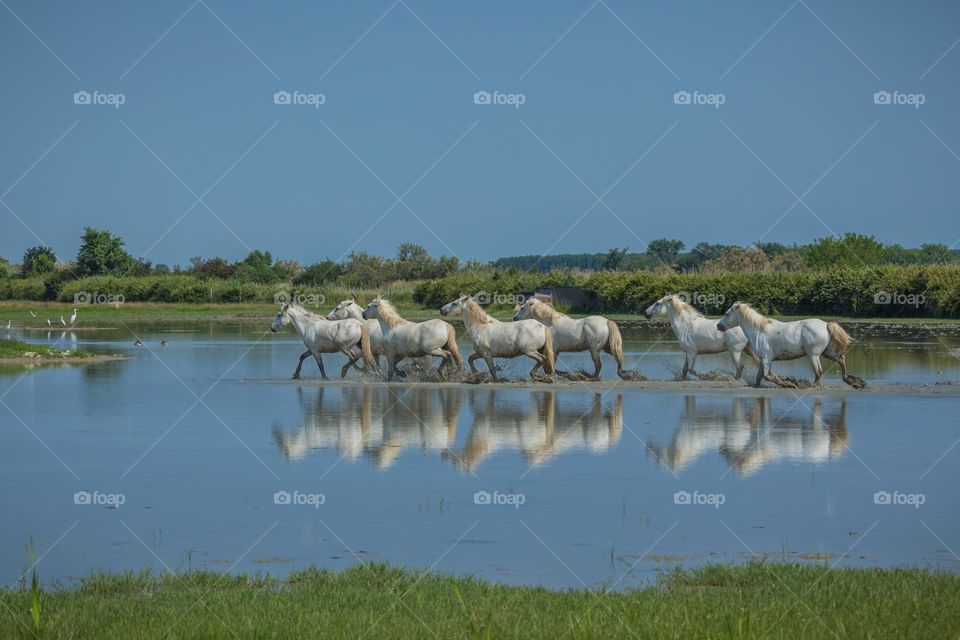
[442,391,624,472]
[272,387,623,470]
[272,386,462,469]
[646,396,848,476]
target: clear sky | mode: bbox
[1,1,958,266]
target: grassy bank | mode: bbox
[1,563,957,638]
[0,338,93,360]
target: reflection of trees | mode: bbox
[442,391,623,472]
[647,396,848,476]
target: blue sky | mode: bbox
[1,0,958,265]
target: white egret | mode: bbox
[70,309,78,324]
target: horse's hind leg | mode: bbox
[483,354,498,381]
[339,348,360,378]
[525,351,546,379]
[754,360,767,388]
[680,353,691,380]
[293,350,311,379]
[312,352,328,380]
[823,352,864,388]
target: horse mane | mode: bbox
[464,297,495,324]
[736,303,772,330]
[530,299,567,320]
[288,304,326,321]
[667,296,702,318]
[375,298,406,328]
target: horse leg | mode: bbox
[810,353,823,388]
[292,350,311,379]
[313,352,328,380]
[680,353,690,381]
[687,353,698,378]
[823,352,863,388]
[483,354,498,381]
[340,347,360,378]
[468,352,483,373]
[754,360,766,388]
[386,353,398,381]
[731,350,744,380]
[525,351,546,379]
[589,349,602,380]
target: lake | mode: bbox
[2,321,959,589]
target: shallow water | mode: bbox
[1,323,959,589]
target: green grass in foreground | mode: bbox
[0,338,92,359]
[1,563,958,639]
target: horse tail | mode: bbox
[359,322,376,371]
[826,321,853,357]
[445,323,463,369]
[743,340,761,365]
[606,320,624,375]
[541,327,556,375]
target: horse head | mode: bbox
[271,303,292,332]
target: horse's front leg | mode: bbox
[589,349,602,380]
[467,352,483,373]
[754,360,766,388]
[730,350,744,380]
[292,350,311,379]
[483,353,498,381]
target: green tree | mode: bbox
[21,246,57,276]
[294,260,344,286]
[804,233,885,269]
[75,228,135,277]
[646,238,685,264]
[601,247,629,270]
[233,250,278,283]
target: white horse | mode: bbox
[441,295,555,380]
[361,297,463,381]
[327,298,433,374]
[513,298,625,379]
[271,303,375,379]
[717,302,864,388]
[644,294,756,380]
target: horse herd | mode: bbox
[270,293,865,389]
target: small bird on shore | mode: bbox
[135,338,142,347]
[160,339,167,347]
